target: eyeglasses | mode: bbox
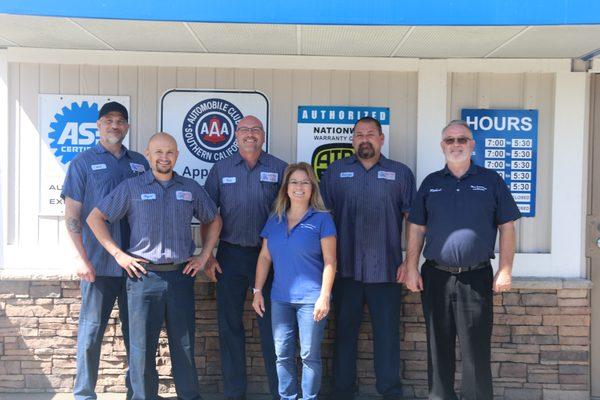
[443,136,472,145]
[289,180,311,186]
[236,127,263,134]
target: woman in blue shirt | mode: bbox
[253,162,337,400]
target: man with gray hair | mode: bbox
[404,120,521,400]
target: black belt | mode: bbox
[220,241,261,251]
[425,259,491,274]
[142,262,185,272]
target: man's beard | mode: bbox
[357,142,375,159]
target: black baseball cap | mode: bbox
[98,101,129,121]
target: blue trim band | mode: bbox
[1,1,600,26]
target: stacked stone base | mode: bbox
[0,276,591,399]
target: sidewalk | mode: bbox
[0,394,388,400]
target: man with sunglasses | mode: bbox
[404,120,521,400]
[203,115,287,400]
[320,116,416,400]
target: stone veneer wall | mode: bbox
[0,276,591,399]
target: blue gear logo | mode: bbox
[48,101,99,165]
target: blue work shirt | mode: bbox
[97,171,217,264]
[61,143,149,277]
[320,155,416,283]
[408,162,521,267]
[261,208,336,303]
[205,151,287,248]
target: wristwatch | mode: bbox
[252,288,262,294]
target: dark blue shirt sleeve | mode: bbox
[194,185,217,224]
[204,165,220,207]
[319,212,337,238]
[407,178,429,226]
[97,181,131,224]
[319,169,334,210]
[494,173,522,225]
[61,157,86,202]
[400,168,417,213]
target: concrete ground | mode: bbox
[0,394,387,400]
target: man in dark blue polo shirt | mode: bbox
[320,116,416,400]
[203,115,287,400]
[86,133,222,400]
[404,120,521,400]
[61,101,148,400]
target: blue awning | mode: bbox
[1,0,600,26]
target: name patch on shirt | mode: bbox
[91,163,107,171]
[222,177,237,184]
[470,185,488,191]
[260,172,278,183]
[378,171,396,181]
[130,162,145,173]
[339,172,354,178]
[141,193,156,200]
[176,191,193,201]
[429,188,443,193]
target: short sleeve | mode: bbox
[260,215,277,239]
[400,167,417,213]
[494,173,522,225]
[319,212,337,239]
[204,165,220,207]
[61,157,86,202]
[193,184,217,224]
[407,177,429,226]
[319,168,334,210]
[97,181,131,223]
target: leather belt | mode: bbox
[142,262,184,272]
[425,259,491,274]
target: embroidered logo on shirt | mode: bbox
[260,172,278,183]
[91,163,107,171]
[176,191,193,201]
[141,193,156,200]
[378,171,396,181]
[470,185,488,191]
[130,162,145,173]
[299,223,317,230]
[222,177,237,184]
[429,188,442,192]
[339,172,354,178]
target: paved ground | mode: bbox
[0,394,386,400]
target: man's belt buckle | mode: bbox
[456,266,462,274]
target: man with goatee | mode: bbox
[320,116,416,400]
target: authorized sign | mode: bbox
[39,95,130,216]
[161,89,269,185]
[297,106,390,180]
[462,108,538,217]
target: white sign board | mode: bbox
[160,89,269,184]
[296,106,390,180]
[38,95,130,216]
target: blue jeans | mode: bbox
[216,241,278,398]
[74,276,131,400]
[127,270,201,400]
[271,301,328,400]
[332,278,403,399]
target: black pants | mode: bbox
[420,263,494,400]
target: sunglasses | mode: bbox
[443,136,472,145]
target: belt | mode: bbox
[425,259,491,274]
[221,241,261,251]
[142,262,185,272]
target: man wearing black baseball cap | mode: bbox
[62,100,148,400]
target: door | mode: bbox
[588,73,600,399]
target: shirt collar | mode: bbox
[233,150,267,167]
[442,160,479,177]
[347,154,386,167]
[93,142,131,159]
[142,170,184,186]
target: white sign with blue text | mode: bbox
[39,95,130,216]
[461,109,538,217]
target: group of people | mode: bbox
[63,100,520,400]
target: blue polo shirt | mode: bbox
[260,208,336,304]
[204,151,288,248]
[97,171,217,264]
[320,155,416,283]
[61,143,149,277]
[408,162,521,267]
